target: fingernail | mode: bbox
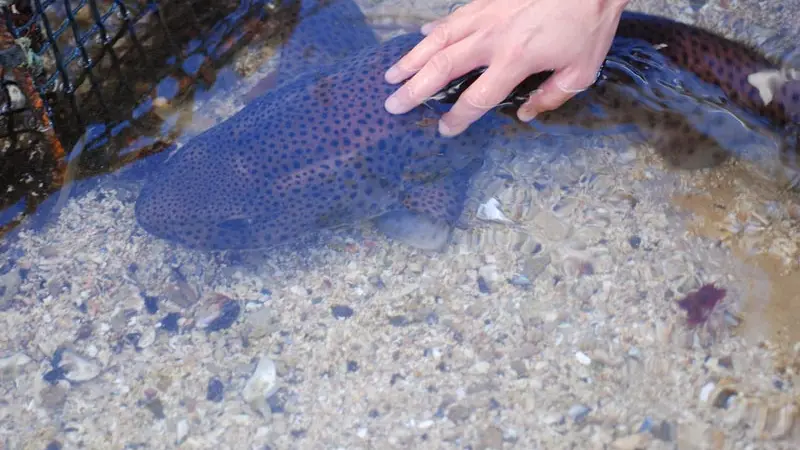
[421,22,435,35]
[384,94,404,114]
[385,66,402,84]
[518,109,537,122]
[438,120,457,137]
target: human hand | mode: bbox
[383,0,630,137]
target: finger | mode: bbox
[384,1,491,84]
[438,62,529,136]
[385,33,490,115]
[517,67,598,121]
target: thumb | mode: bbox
[517,67,597,122]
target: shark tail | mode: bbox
[616,11,799,127]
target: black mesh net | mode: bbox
[0,0,299,232]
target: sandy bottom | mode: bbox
[0,0,798,449]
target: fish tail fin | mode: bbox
[616,11,799,127]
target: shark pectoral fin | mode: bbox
[374,160,483,251]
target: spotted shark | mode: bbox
[135,0,800,251]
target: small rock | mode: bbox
[138,327,156,348]
[502,428,518,443]
[542,412,564,426]
[0,352,32,380]
[509,360,528,378]
[717,355,733,369]
[331,305,354,319]
[533,210,570,240]
[247,307,279,339]
[163,281,198,308]
[242,356,279,416]
[575,351,592,366]
[58,349,101,382]
[699,381,715,403]
[651,420,674,441]
[628,236,641,249]
[478,265,500,293]
[477,198,513,224]
[205,300,241,332]
[44,441,63,450]
[143,397,165,420]
[447,404,472,423]
[144,295,159,314]
[611,433,650,450]
[160,312,181,333]
[523,254,551,281]
[388,315,411,327]
[206,377,224,402]
[568,404,590,423]
[267,387,289,413]
[479,426,504,449]
[75,323,93,341]
[176,419,189,445]
[507,274,532,287]
[39,384,68,410]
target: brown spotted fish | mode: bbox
[135,1,799,251]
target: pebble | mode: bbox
[476,198,513,224]
[417,420,434,429]
[699,381,715,403]
[58,349,101,382]
[388,315,411,327]
[446,404,472,423]
[176,419,189,444]
[510,360,528,378]
[568,404,591,423]
[143,397,166,420]
[242,356,279,416]
[0,352,32,380]
[479,426,503,449]
[267,387,288,413]
[507,274,532,287]
[138,327,156,348]
[533,210,571,240]
[523,254,551,281]
[206,377,224,402]
[651,420,674,441]
[39,384,68,410]
[611,433,650,450]
[331,305,354,319]
[575,351,592,366]
[205,300,241,332]
[163,281,199,308]
[247,307,280,339]
[477,265,500,293]
[160,312,181,333]
[144,295,159,314]
[542,412,565,426]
